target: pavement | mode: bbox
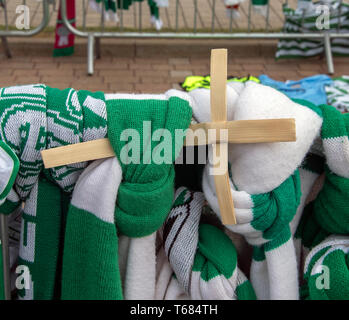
[1,37,348,94]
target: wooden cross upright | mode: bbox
[41,49,296,225]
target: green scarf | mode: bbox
[296,105,349,250]
[301,235,349,300]
[105,92,192,237]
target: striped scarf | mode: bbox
[0,85,192,299]
[325,75,349,113]
[194,82,324,299]
[301,235,349,299]
[163,187,256,300]
[0,84,108,299]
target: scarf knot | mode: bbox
[105,91,193,238]
[163,187,256,300]
[250,170,301,249]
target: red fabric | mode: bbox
[226,4,239,10]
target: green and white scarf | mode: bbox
[163,187,256,300]
[61,157,123,299]
[276,1,349,59]
[301,235,349,300]
[0,85,192,299]
[296,104,349,253]
[325,76,349,113]
[194,82,323,299]
[0,85,108,299]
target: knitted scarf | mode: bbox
[0,85,108,299]
[53,0,76,57]
[105,90,192,237]
[0,85,192,299]
[61,157,123,299]
[276,1,349,59]
[301,235,349,300]
[118,232,157,299]
[191,82,323,299]
[91,0,161,22]
[154,241,189,300]
[325,76,349,113]
[0,140,20,298]
[163,187,256,300]
[295,104,349,255]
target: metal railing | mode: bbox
[0,0,51,58]
[59,0,349,75]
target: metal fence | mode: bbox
[1,1,349,75]
[0,0,53,58]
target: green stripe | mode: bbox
[61,206,122,300]
[193,224,237,281]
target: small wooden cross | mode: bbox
[41,49,296,225]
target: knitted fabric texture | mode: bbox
[163,187,256,300]
[105,91,192,238]
[196,82,323,300]
[276,1,349,59]
[203,167,301,300]
[0,84,108,299]
[301,235,349,300]
[118,232,157,299]
[0,85,193,300]
[61,157,123,299]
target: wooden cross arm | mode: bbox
[184,118,295,145]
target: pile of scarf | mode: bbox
[295,102,349,259]
[163,187,256,300]
[0,84,192,299]
[301,235,349,299]
[186,80,349,300]
[276,0,349,59]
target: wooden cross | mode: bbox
[41,49,296,225]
